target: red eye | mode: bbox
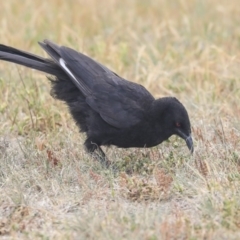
[176,122,181,127]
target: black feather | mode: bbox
[0,40,194,159]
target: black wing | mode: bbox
[39,40,155,128]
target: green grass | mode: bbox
[0,0,240,239]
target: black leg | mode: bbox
[84,139,111,167]
[96,146,111,167]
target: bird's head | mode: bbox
[154,97,193,153]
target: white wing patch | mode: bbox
[59,58,91,95]
[59,58,78,83]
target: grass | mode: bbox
[0,0,240,239]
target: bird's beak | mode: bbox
[186,134,194,154]
[176,130,194,154]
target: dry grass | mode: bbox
[0,0,240,239]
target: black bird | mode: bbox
[0,40,193,161]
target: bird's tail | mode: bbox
[0,44,61,76]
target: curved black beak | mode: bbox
[176,130,194,154]
[186,134,194,154]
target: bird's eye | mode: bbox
[176,122,181,127]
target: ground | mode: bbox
[0,0,240,239]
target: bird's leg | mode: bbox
[96,146,105,159]
[95,146,111,167]
[84,139,111,167]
